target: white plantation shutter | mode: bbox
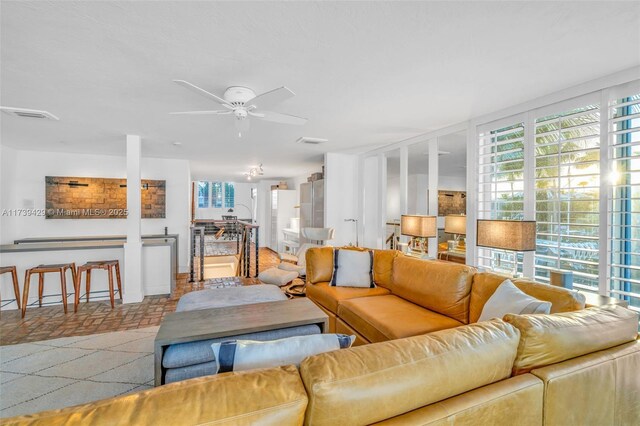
[477,121,525,272]
[533,103,601,290]
[608,86,640,311]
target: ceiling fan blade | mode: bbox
[169,110,232,115]
[173,80,233,109]
[251,110,307,125]
[245,87,295,109]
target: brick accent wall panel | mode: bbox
[438,190,466,216]
[45,176,166,219]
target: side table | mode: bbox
[581,292,629,309]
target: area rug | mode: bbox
[0,326,158,418]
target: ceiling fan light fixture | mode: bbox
[172,80,308,138]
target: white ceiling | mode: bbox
[1,1,639,181]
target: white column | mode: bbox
[523,112,536,277]
[124,135,143,303]
[399,146,409,245]
[466,123,478,266]
[399,146,408,216]
[428,138,439,256]
[598,89,609,296]
[378,153,387,249]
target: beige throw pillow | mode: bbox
[478,279,551,322]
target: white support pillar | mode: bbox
[466,123,478,266]
[399,146,409,245]
[124,135,143,304]
[399,146,408,216]
[378,153,387,249]
[523,112,536,277]
[428,138,439,256]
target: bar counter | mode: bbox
[0,235,177,311]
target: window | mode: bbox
[609,91,640,311]
[534,104,601,291]
[477,121,525,273]
[197,181,235,209]
[211,182,223,208]
[224,182,235,208]
[197,182,209,208]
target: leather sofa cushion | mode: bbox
[305,246,401,288]
[504,305,639,375]
[4,365,308,426]
[374,374,543,426]
[391,257,475,323]
[338,295,464,342]
[300,319,520,426]
[306,281,390,314]
[530,340,640,426]
[470,272,585,323]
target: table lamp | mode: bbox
[476,219,536,277]
[444,215,466,250]
[401,215,437,255]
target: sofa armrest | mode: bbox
[305,247,335,284]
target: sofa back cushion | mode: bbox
[391,257,475,323]
[305,246,400,289]
[3,365,308,426]
[299,319,520,426]
[469,272,586,323]
[504,305,639,375]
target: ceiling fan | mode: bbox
[170,80,307,137]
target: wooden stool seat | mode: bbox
[22,262,76,318]
[75,260,122,312]
[1,266,21,310]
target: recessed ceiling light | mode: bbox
[296,137,328,145]
[172,141,182,146]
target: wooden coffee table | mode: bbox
[154,298,328,385]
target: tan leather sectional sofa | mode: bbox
[305,247,587,342]
[4,247,638,425]
[5,308,638,426]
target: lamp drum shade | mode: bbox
[401,215,437,238]
[476,220,536,252]
[444,215,467,235]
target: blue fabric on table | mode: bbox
[162,324,321,368]
[165,361,218,384]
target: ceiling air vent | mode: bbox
[0,106,59,121]
[296,137,328,145]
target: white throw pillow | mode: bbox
[278,262,305,276]
[258,268,298,286]
[330,249,374,288]
[478,279,552,322]
[211,334,355,373]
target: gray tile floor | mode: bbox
[0,326,158,418]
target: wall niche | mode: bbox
[45,176,166,219]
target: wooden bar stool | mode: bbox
[0,266,21,310]
[22,263,76,318]
[75,260,122,311]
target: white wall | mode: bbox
[386,175,400,222]
[195,182,257,221]
[407,174,428,215]
[440,175,466,191]
[324,152,359,246]
[362,156,381,248]
[0,146,191,271]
